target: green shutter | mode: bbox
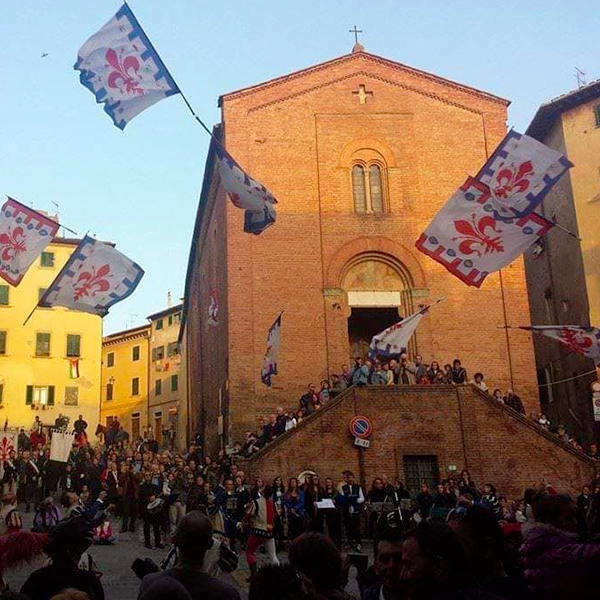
[67,334,81,357]
[26,386,33,405]
[0,331,6,355]
[0,285,9,306]
[47,386,55,406]
[171,375,178,392]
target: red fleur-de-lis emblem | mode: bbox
[105,48,143,95]
[494,160,534,199]
[452,215,504,257]
[0,226,27,261]
[74,264,111,301]
[560,327,593,356]
[0,436,14,460]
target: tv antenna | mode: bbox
[574,67,587,89]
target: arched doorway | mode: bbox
[342,254,415,358]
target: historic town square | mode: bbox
[1,1,600,599]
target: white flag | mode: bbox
[39,235,144,317]
[261,313,282,386]
[215,146,277,235]
[520,326,600,364]
[0,198,59,286]
[50,430,76,463]
[74,3,179,130]
[369,300,442,359]
[477,130,572,220]
[416,177,553,288]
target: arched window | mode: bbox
[369,165,384,213]
[352,165,367,213]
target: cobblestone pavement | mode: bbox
[5,512,369,600]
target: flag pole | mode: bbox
[123,1,224,149]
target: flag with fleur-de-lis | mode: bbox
[477,130,573,221]
[416,177,554,287]
[215,145,278,235]
[0,197,60,286]
[39,235,144,316]
[520,325,600,364]
[74,3,179,130]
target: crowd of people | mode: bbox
[242,353,597,461]
[0,421,600,600]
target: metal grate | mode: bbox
[403,455,440,493]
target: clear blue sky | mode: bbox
[3,1,598,334]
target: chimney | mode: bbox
[167,291,172,308]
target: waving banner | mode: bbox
[39,235,144,316]
[215,145,277,235]
[416,177,553,287]
[477,130,572,221]
[261,313,282,386]
[0,198,60,286]
[369,299,443,359]
[520,326,600,364]
[74,3,179,129]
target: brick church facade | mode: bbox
[179,47,594,490]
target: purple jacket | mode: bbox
[520,521,600,599]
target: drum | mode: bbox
[147,498,165,515]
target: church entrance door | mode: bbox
[347,307,400,359]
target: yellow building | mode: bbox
[0,238,102,431]
[100,324,150,440]
[525,80,600,439]
[147,303,182,447]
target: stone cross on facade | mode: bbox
[353,84,373,104]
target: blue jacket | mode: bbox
[352,365,370,385]
[283,490,305,517]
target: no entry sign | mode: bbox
[349,415,373,439]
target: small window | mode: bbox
[27,385,54,406]
[167,342,179,357]
[152,346,165,361]
[0,331,6,355]
[35,333,51,357]
[66,334,81,357]
[171,374,178,392]
[65,386,79,406]
[107,352,114,368]
[168,315,173,326]
[0,285,9,306]
[369,165,384,213]
[0,384,3,405]
[595,104,600,128]
[403,455,440,494]
[132,345,140,362]
[106,383,114,402]
[156,319,163,330]
[352,165,367,213]
[38,288,48,303]
[40,252,55,268]
[174,312,181,323]
[132,377,139,396]
[155,379,162,396]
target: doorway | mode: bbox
[154,413,163,446]
[347,307,401,359]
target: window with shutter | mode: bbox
[132,345,140,361]
[171,375,178,392]
[106,383,113,401]
[48,386,55,406]
[0,331,6,355]
[155,379,162,396]
[107,352,114,367]
[35,333,51,357]
[595,104,600,128]
[66,334,81,357]
[26,386,33,405]
[132,377,139,396]
[40,252,55,267]
[352,165,367,213]
[0,285,9,306]
[0,384,3,405]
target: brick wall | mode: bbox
[243,385,595,498]
[186,51,542,453]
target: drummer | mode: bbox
[139,471,164,550]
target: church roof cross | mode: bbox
[349,25,363,45]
